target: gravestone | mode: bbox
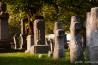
[70,16,83,63]
[54,20,63,33]
[25,35,34,53]
[34,16,45,45]
[0,1,10,48]
[48,20,65,57]
[20,18,27,49]
[86,7,98,65]
[48,39,54,57]
[86,12,91,60]
[13,34,19,49]
[53,29,65,59]
[25,21,34,53]
[31,16,49,54]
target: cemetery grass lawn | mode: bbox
[0,50,89,65]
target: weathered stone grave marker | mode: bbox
[31,16,49,54]
[13,34,19,49]
[86,7,98,65]
[0,1,10,49]
[70,16,83,63]
[25,21,34,53]
[53,29,65,59]
[53,20,65,59]
[86,12,91,60]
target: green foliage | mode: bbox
[7,4,26,37]
[2,0,98,35]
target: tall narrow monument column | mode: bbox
[0,1,10,48]
[53,29,65,59]
[70,16,83,63]
[34,16,45,45]
[20,18,27,49]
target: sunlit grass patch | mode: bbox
[0,50,89,65]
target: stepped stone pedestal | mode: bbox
[31,45,49,54]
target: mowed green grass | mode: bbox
[0,50,89,65]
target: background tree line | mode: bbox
[2,0,98,36]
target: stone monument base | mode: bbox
[30,45,49,54]
[0,40,10,49]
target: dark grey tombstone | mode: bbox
[0,1,10,48]
[53,29,65,59]
[34,16,45,45]
[31,16,49,54]
[70,16,83,63]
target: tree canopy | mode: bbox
[2,0,98,35]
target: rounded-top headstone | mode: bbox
[71,16,80,23]
[54,20,63,33]
[70,16,80,30]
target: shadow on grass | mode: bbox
[0,56,89,65]
[0,56,67,65]
[0,52,89,65]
